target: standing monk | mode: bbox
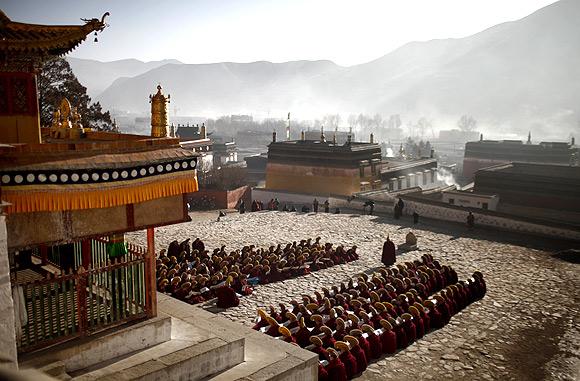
[313,198,319,213]
[324,200,330,213]
[467,211,475,230]
[381,236,396,267]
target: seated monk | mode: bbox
[215,276,240,309]
[326,348,347,381]
[310,336,328,361]
[253,308,270,330]
[294,317,311,347]
[379,319,398,354]
[285,311,299,330]
[401,313,417,344]
[361,324,382,360]
[320,326,336,348]
[335,341,358,379]
[350,329,371,362]
[424,299,443,329]
[264,316,280,337]
[310,314,324,336]
[344,335,367,374]
[333,318,347,342]
[391,317,408,349]
[278,326,296,344]
[414,302,430,332]
[433,295,451,326]
[409,305,425,339]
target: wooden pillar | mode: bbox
[145,228,157,318]
[39,244,48,265]
[81,239,91,269]
[76,268,88,337]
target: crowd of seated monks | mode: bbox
[155,237,360,308]
[252,254,486,380]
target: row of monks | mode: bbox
[155,237,359,307]
[252,254,486,380]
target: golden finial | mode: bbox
[149,84,170,137]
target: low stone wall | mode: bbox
[251,188,329,209]
[251,188,394,214]
[401,196,580,241]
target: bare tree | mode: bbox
[416,117,432,138]
[458,115,477,132]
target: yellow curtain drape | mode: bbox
[3,176,198,214]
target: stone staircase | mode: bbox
[21,293,317,381]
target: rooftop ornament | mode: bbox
[149,84,170,138]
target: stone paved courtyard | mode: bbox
[128,211,580,380]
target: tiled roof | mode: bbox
[0,11,108,56]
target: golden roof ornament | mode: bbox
[71,107,83,130]
[51,109,61,129]
[59,98,72,128]
[149,84,170,138]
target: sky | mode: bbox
[1,0,560,66]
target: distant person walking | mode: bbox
[313,198,319,213]
[238,199,245,214]
[467,211,475,230]
[413,211,419,224]
[324,200,330,213]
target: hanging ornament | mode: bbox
[94,31,98,43]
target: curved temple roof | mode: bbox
[0,10,109,56]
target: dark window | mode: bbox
[482,202,488,210]
[449,198,455,205]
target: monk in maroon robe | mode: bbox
[345,335,367,373]
[215,278,239,308]
[381,236,396,267]
[326,348,347,381]
[336,343,358,380]
[379,320,398,354]
[362,324,382,360]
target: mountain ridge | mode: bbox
[71,0,579,138]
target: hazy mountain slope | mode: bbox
[91,0,579,136]
[96,60,344,115]
[342,0,580,134]
[66,57,182,97]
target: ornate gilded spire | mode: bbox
[149,84,170,138]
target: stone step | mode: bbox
[154,294,317,381]
[71,335,244,381]
[204,328,317,381]
[39,360,67,378]
[21,314,172,374]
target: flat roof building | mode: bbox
[266,132,382,195]
[463,138,578,178]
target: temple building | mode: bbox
[462,136,578,178]
[265,131,382,195]
[473,162,580,219]
[0,11,198,374]
[175,123,214,169]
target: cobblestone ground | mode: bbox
[127,211,580,381]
